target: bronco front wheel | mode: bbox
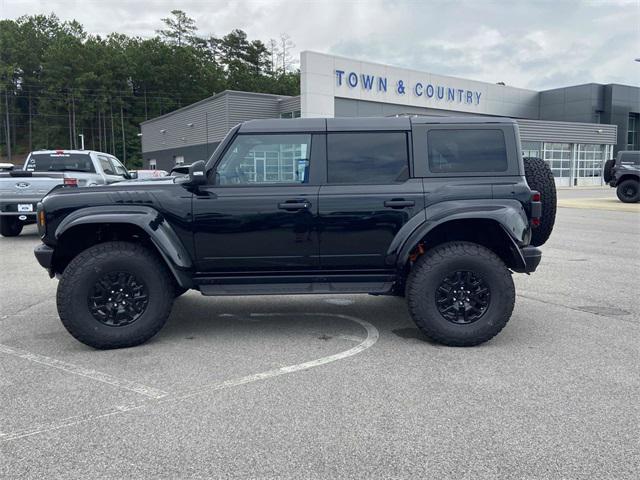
[57,241,175,349]
[407,242,515,346]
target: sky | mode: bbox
[2,0,639,90]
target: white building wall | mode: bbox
[300,51,539,119]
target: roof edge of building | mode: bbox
[141,90,297,125]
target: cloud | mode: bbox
[3,0,639,90]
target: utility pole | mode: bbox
[205,111,209,159]
[4,90,11,162]
[120,101,126,166]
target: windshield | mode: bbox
[24,153,95,173]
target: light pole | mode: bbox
[78,134,85,150]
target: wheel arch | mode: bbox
[389,201,531,273]
[617,174,640,185]
[53,206,193,288]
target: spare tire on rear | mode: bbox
[603,159,615,183]
[523,157,556,247]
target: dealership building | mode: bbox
[141,51,639,186]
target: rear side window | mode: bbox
[327,132,409,184]
[24,153,95,173]
[428,129,508,173]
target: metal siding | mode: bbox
[141,91,295,153]
[279,96,301,114]
[226,92,281,129]
[141,95,227,152]
[516,119,617,145]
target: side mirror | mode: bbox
[187,160,207,186]
[127,171,138,180]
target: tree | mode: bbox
[0,12,299,164]
[278,33,296,72]
[156,10,197,47]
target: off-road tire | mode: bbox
[407,242,515,347]
[0,217,23,237]
[616,179,640,203]
[57,241,175,349]
[603,159,615,183]
[523,157,556,246]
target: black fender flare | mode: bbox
[55,205,193,287]
[387,199,531,271]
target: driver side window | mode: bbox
[216,134,311,185]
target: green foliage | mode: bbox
[0,12,300,165]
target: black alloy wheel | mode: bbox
[435,270,491,324]
[88,272,149,327]
[616,179,639,203]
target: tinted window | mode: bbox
[620,152,640,165]
[24,153,95,173]
[428,129,508,173]
[327,132,409,184]
[217,134,311,185]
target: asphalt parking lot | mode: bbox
[1,187,639,479]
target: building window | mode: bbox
[628,114,638,150]
[522,141,542,158]
[279,110,301,119]
[149,159,156,170]
[543,143,571,179]
[174,155,184,166]
[576,144,604,180]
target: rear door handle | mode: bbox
[278,200,311,211]
[384,199,415,209]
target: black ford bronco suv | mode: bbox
[33,117,556,349]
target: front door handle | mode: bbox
[278,200,311,211]
[384,199,415,209]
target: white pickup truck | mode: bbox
[0,150,132,237]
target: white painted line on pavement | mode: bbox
[0,343,168,399]
[0,312,378,443]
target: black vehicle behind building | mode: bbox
[34,117,555,350]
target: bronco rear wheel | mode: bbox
[523,156,556,246]
[57,241,175,349]
[407,242,515,347]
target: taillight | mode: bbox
[64,177,78,186]
[530,190,542,228]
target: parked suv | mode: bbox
[0,150,132,236]
[603,151,640,203]
[33,117,556,349]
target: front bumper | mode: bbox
[521,246,542,273]
[34,244,55,277]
